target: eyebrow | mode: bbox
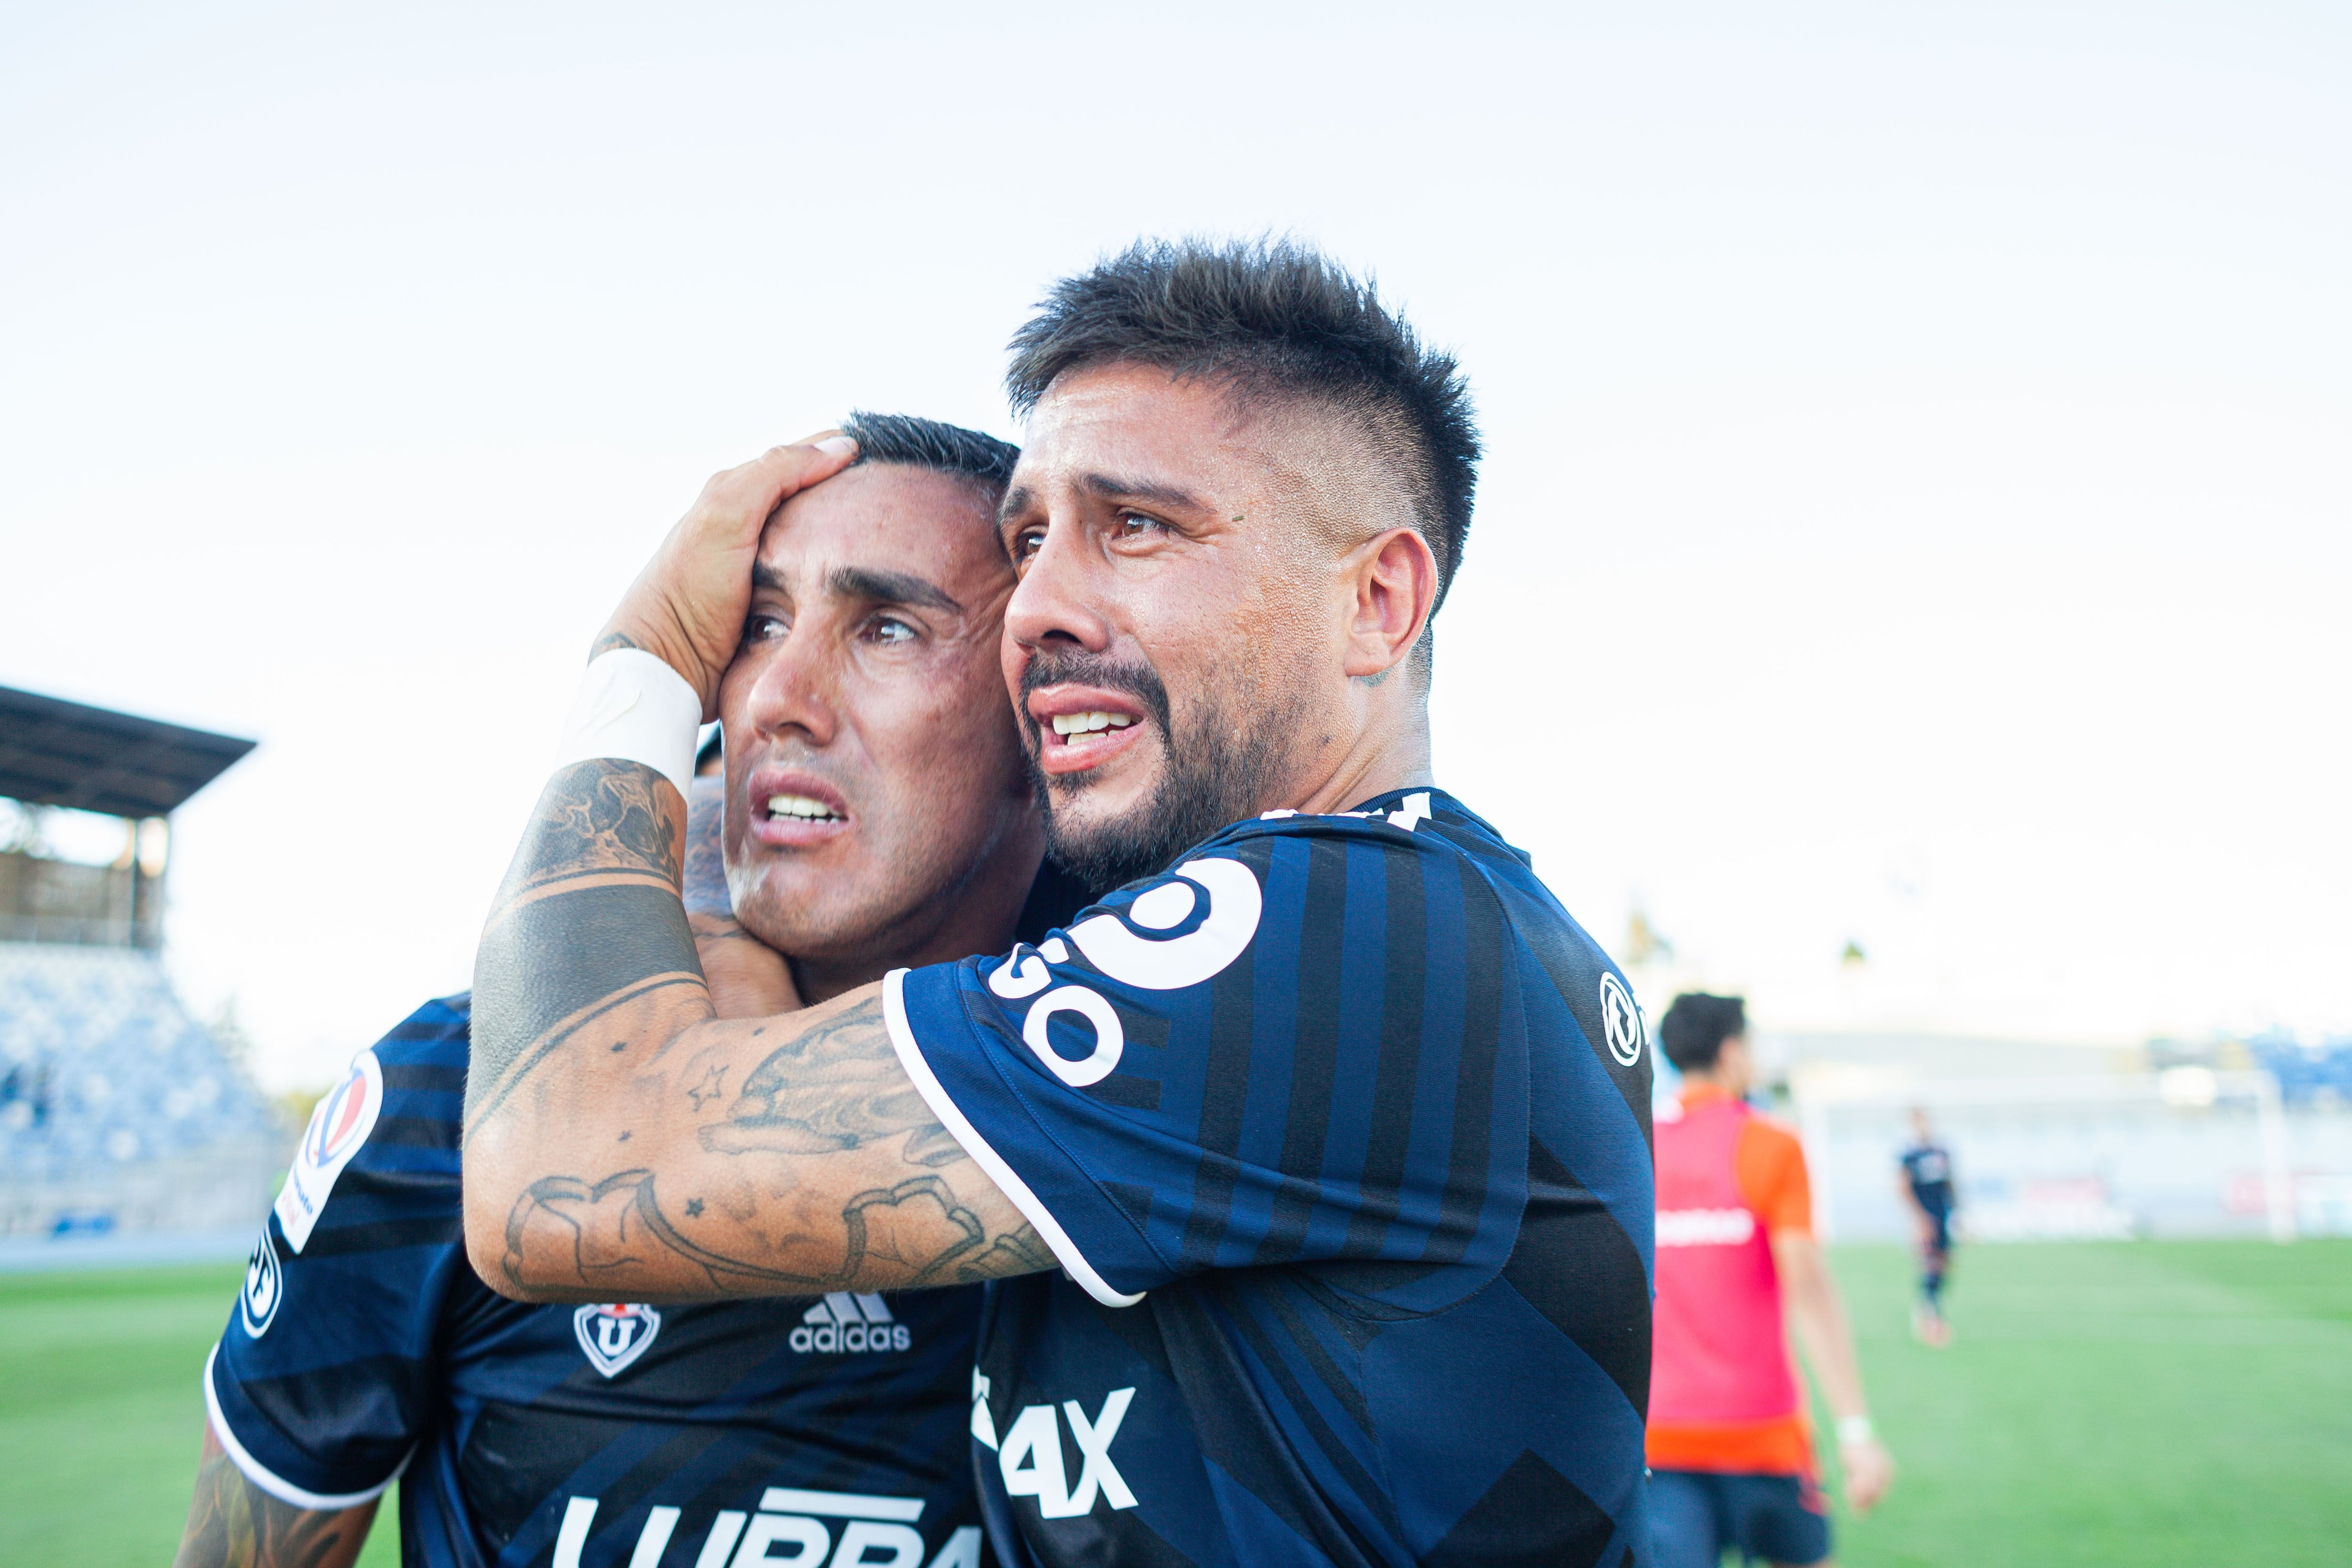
[1077,472,1211,514]
[996,473,1214,534]
[751,561,963,614]
[826,565,961,614]
[996,486,1033,531]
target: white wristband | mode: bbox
[552,649,702,799]
[1836,1415,1875,1446]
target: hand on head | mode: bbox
[596,432,859,714]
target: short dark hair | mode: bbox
[1004,237,1481,618]
[840,410,1019,492]
[1659,992,1748,1074]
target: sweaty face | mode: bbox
[719,465,1031,964]
[997,365,1382,891]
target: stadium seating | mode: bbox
[2249,1030,2352,1108]
[0,940,281,1239]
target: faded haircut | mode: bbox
[1004,237,1481,623]
[840,410,1020,493]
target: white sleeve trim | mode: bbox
[204,1344,413,1511]
[882,968,1145,1309]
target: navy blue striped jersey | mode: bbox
[883,788,1657,1567]
[1899,1141,1954,1214]
[206,995,991,1568]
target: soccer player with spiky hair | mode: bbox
[461,240,1657,1566]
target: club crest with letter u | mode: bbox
[574,1303,662,1377]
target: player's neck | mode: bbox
[1289,703,1435,817]
[1682,1068,1752,1101]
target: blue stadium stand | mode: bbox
[2249,1029,2352,1108]
[0,686,277,1260]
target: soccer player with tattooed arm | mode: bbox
[465,240,1659,1568]
[177,415,1068,1568]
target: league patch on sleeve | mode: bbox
[272,1048,384,1253]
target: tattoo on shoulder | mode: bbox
[590,629,642,658]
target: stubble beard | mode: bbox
[1022,647,1310,897]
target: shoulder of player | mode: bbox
[302,995,469,1185]
[1191,790,1534,891]
[1188,791,1638,1001]
[366,995,471,1102]
[1737,1110,1806,1159]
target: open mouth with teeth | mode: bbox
[1027,689,1151,779]
[1049,711,1136,740]
[744,770,852,847]
[765,793,843,824]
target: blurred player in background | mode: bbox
[1647,992,1893,1568]
[174,414,1073,1568]
[1898,1107,1957,1346]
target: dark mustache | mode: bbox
[1019,647,1172,739]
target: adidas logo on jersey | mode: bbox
[790,1291,912,1354]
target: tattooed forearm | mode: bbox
[485,995,1049,1299]
[506,758,684,894]
[702,999,931,1156]
[469,760,700,1126]
[465,755,1049,1302]
[174,1425,376,1568]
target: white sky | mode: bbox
[4,2,2345,1090]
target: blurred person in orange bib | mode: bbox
[1647,993,1894,1568]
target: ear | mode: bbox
[1340,527,1440,680]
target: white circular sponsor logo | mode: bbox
[1065,857,1262,991]
[240,1227,282,1338]
[1023,986,1127,1089]
[1599,973,1645,1067]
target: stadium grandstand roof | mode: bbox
[0,686,255,819]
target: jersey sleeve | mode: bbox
[1734,1116,1814,1238]
[884,808,1532,1313]
[205,998,472,1507]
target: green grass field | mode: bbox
[1,1242,2345,1566]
